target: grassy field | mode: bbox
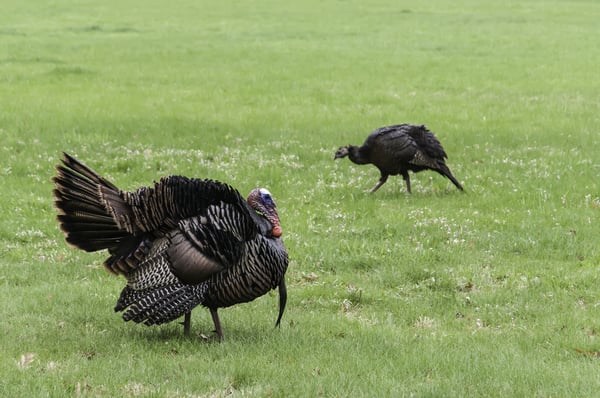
[1,0,599,396]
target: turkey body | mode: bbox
[334,124,464,193]
[52,153,289,339]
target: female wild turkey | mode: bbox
[52,153,289,339]
[334,124,464,193]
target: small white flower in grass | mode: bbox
[46,361,59,371]
[18,353,36,369]
[76,380,91,395]
[341,299,352,313]
[16,229,44,238]
[124,382,150,395]
[302,272,318,283]
[413,316,435,329]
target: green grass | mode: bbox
[1,0,599,396]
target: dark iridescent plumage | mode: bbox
[52,153,288,339]
[335,124,464,193]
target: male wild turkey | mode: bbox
[52,153,289,339]
[334,124,464,193]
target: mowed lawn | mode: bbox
[1,0,599,396]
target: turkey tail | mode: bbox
[52,153,132,253]
[437,164,464,191]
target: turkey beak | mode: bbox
[334,147,348,160]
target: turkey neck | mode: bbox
[348,145,370,165]
[244,201,276,236]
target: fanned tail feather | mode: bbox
[52,152,131,253]
[59,152,120,191]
